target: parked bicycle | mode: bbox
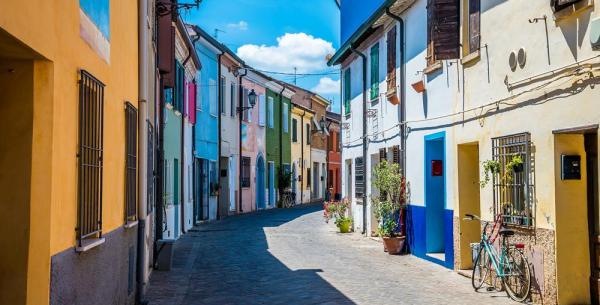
[464,213,531,302]
[280,191,296,208]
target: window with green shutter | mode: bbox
[370,43,379,101]
[344,68,351,116]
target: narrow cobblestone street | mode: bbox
[147,204,519,305]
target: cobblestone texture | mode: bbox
[147,204,520,305]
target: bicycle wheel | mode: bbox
[472,244,491,290]
[503,248,531,302]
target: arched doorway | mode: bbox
[256,155,266,209]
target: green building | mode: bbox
[265,84,295,207]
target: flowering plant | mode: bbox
[371,160,408,237]
[324,198,352,228]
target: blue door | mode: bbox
[425,134,445,254]
[268,161,275,207]
[256,155,266,209]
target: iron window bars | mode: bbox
[125,102,138,222]
[492,132,535,227]
[77,70,105,245]
[241,157,251,188]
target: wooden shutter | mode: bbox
[370,43,379,101]
[379,148,387,162]
[392,145,401,165]
[386,26,397,95]
[468,0,481,54]
[157,1,174,86]
[344,68,351,115]
[355,157,364,198]
[429,0,460,61]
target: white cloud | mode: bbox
[236,33,335,73]
[227,21,248,31]
[311,77,340,95]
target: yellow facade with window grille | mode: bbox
[0,1,139,304]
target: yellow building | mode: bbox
[0,1,140,304]
[291,103,314,204]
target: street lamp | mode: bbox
[156,0,202,16]
[319,117,327,132]
[237,89,257,113]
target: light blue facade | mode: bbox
[194,41,219,162]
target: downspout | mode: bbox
[278,86,285,204]
[180,77,186,235]
[136,0,150,303]
[350,46,368,236]
[300,110,306,204]
[238,68,248,213]
[217,53,223,219]
[385,9,406,177]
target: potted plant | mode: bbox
[480,159,501,188]
[372,160,408,255]
[277,169,292,208]
[323,198,352,233]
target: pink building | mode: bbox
[240,70,270,212]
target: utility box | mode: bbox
[561,154,581,180]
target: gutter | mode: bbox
[300,110,306,204]
[278,86,285,203]
[349,46,368,236]
[217,53,223,219]
[238,68,248,213]
[385,9,407,177]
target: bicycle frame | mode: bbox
[478,214,520,278]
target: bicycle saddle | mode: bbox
[499,227,515,237]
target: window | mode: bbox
[426,0,460,66]
[267,96,274,128]
[343,68,351,116]
[77,70,105,245]
[258,94,266,126]
[466,0,480,55]
[307,168,311,187]
[355,157,364,198]
[328,170,334,188]
[370,43,379,101]
[282,102,288,133]
[306,123,311,144]
[230,82,236,117]
[220,76,226,115]
[241,157,251,188]
[125,102,138,223]
[209,160,218,196]
[386,26,397,95]
[175,62,185,113]
[292,118,298,142]
[492,133,533,227]
[392,145,401,166]
[195,76,202,112]
[209,79,217,116]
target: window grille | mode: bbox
[241,157,251,188]
[492,132,534,227]
[77,70,105,244]
[125,102,138,222]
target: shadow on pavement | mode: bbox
[147,204,356,305]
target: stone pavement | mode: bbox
[146,204,520,305]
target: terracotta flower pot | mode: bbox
[411,80,425,93]
[382,236,406,255]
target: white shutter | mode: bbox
[268,97,274,128]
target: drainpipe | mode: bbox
[350,46,368,236]
[300,110,306,204]
[217,53,223,219]
[278,86,285,204]
[136,0,150,303]
[385,9,407,177]
[180,78,186,235]
[238,68,248,214]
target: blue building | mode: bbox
[190,25,221,222]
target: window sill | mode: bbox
[461,50,480,65]
[76,237,105,253]
[424,61,442,75]
[554,0,594,21]
[124,220,138,229]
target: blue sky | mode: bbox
[181,0,341,113]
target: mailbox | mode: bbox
[561,154,581,180]
[431,160,443,176]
